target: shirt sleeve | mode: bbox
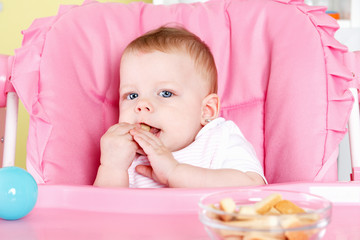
[221,122,268,184]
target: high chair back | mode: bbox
[1,0,359,184]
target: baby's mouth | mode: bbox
[140,123,161,137]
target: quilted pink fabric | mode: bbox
[11,0,358,184]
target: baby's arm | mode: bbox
[94,123,138,187]
[130,127,265,188]
[166,165,265,188]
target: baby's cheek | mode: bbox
[118,110,132,123]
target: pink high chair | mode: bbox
[1,0,359,184]
[1,0,360,239]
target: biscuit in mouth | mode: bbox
[140,123,161,136]
[140,123,151,132]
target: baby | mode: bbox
[94,26,266,188]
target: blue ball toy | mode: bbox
[0,166,38,220]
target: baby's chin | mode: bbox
[139,123,197,152]
[163,137,195,153]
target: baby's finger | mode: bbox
[132,128,163,144]
[135,165,154,179]
[132,132,164,156]
[136,147,146,155]
[107,122,136,135]
[107,124,121,132]
[132,128,163,145]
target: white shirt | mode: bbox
[128,117,266,188]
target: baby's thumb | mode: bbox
[135,165,153,179]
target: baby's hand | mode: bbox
[100,122,138,171]
[130,127,178,186]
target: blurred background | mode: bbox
[0,0,359,181]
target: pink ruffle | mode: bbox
[263,0,359,181]
[283,0,359,170]
[11,4,83,178]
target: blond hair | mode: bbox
[122,26,218,93]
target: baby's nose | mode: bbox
[135,100,153,113]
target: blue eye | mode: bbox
[127,93,138,100]
[159,90,173,98]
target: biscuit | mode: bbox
[243,232,286,240]
[281,217,311,240]
[219,198,237,221]
[265,207,281,215]
[275,200,305,214]
[238,205,257,215]
[140,123,151,132]
[208,193,320,240]
[282,215,322,240]
[254,193,282,214]
[285,231,310,240]
[226,217,278,229]
[235,205,257,221]
[219,218,282,239]
[220,198,236,213]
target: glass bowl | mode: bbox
[198,189,332,240]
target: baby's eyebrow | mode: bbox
[156,81,181,88]
[119,85,135,93]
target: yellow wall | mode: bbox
[0,0,151,169]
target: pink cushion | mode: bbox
[0,55,11,107]
[11,0,356,184]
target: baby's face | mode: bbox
[119,50,210,152]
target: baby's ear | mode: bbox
[201,93,220,126]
